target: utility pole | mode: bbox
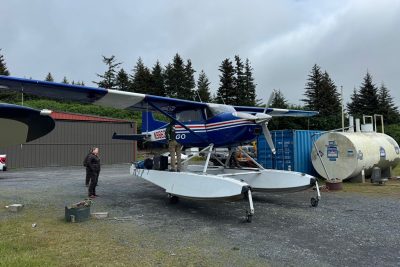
[341,86,344,132]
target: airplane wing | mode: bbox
[0,103,55,147]
[0,76,207,115]
[234,106,318,117]
[0,76,318,118]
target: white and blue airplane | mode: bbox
[0,75,321,221]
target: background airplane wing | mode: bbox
[0,103,55,147]
[0,76,207,114]
[233,106,318,117]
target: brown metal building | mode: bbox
[0,111,136,169]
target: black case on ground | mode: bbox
[153,155,168,170]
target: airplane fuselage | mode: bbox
[147,112,261,147]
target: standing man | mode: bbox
[166,121,182,172]
[83,148,92,187]
[87,147,101,198]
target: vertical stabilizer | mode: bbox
[141,112,167,133]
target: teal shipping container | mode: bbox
[257,130,322,175]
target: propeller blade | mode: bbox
[261,123,276,154]
[263,91,276,114]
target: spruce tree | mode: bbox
[347,88,362,117]
[196,70,211,102]
[164,53,186,98]
[94,55,121,89]
[45,72,54,82]
[302,64,322,110]
[357,72,380,115]
[234,55,246,105]
[62,76,69,84]
[182,59,196,100]
[115,68,130,91]
[270,89,288,108]
[243,58,257,106]
[319,71,341,115]
[0,49,10,76]
[130,57,152,93]
[150,60,165,96]
[377,83,399,124]
[217,58,235,105]
[302,64,342,129]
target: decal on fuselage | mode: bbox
[154,130,166,140]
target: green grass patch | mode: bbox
[339,178,400,197]
[0,204,266,267]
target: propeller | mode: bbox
[235,91,276,154]
[260,91,276,154]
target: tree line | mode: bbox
[93,53,257,106]
[1,48,399,129]
[269,64,399,130]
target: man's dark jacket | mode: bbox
[87,153,101,175]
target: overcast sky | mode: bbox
[1,0,399,106]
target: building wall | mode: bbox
[1,120,136,168]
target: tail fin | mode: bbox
[141,112,167,133]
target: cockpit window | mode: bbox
[206,104,236,118]
[176,109,203,122]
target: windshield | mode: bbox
[207,104,236,117]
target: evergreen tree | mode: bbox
[319,71,341,115]
[216,58,235,105]
[243,58,257,106]
[357,71,380,115]
[115,68,130,91]
[62,76,69,84]
[347,87,362,117]
[196,70,211,102]
[234,55,246,105]
[0,49,10,76]
[270,89,288,108]
[130,57,152,93]
[302,64,323,110]
[45,72,54,82]
[150,61,165,96]
[377,83,399,124]
[164,54,186,99]
[269,90,305,130]
[302,64,342,129]
[182,59,196,100]
[94,55,121,89]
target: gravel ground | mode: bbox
[1,165,400,266]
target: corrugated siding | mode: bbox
[257,130,322,175]
[293,130,322,174]
[1,120,136,168]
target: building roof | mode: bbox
[50,111,131,123]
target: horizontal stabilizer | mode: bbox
[112,132,149,141]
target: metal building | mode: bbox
[0,111,136,168]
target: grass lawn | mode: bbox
[0,204,262,267]
[337,164,400,197]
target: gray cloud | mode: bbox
[1,0,399,107]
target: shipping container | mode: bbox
[257,130,322,175]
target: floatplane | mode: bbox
[0,75,321,222]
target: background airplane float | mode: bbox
[0,75,321,222]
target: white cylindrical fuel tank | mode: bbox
[311,132,400,180]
